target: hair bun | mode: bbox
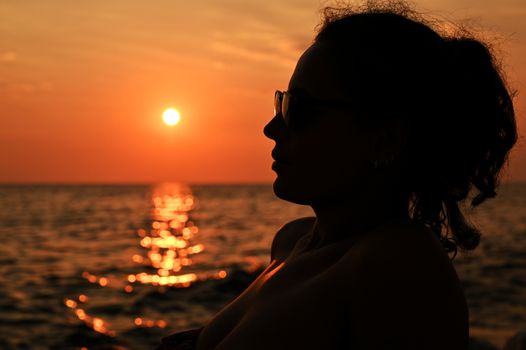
[440,37,516,210]
[443,38,496,84]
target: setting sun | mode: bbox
[162,108,181,126]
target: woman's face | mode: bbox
[264,41,377,205]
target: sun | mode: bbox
[162,108,181,126]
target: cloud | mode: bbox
[0,51,17,62]
[210,30,305,69]
[0,81,53,99]
[200,1,317,71]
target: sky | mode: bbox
[1,0,525,184]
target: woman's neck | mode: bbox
[308,188,410,251]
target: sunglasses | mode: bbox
[274,89,354,127]
[274,90,294,126]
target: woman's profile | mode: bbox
[156,1,517,349]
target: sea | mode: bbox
[0,182,525,350]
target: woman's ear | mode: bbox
[371,118,410,165]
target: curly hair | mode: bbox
[314,1,518,260]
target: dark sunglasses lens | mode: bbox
[274,91,281,116]
[282,92,290,125]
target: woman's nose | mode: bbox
[263,114,287,141]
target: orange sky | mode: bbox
[1,0,525,184]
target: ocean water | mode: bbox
[0,182,525,349]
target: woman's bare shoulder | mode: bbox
[334,220,468,347]
[338,219,446,265]
[270,216,316,261]
[337,220,459,297]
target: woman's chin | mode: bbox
[272,176,312,205]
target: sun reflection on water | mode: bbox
[64,296,115,336]
[131,183,207,287]
[64,182,229,344]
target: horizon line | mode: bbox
[0,181,275,186]
[0,180,524,186]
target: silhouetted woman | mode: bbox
[156,2,517,349]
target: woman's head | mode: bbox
[265,41,392,205]
[263,1,517,259]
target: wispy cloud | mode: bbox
[0,80,53,99]
[0,51,17,62]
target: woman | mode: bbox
[156,2,517,349]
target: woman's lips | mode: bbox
[271,149,291,171]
